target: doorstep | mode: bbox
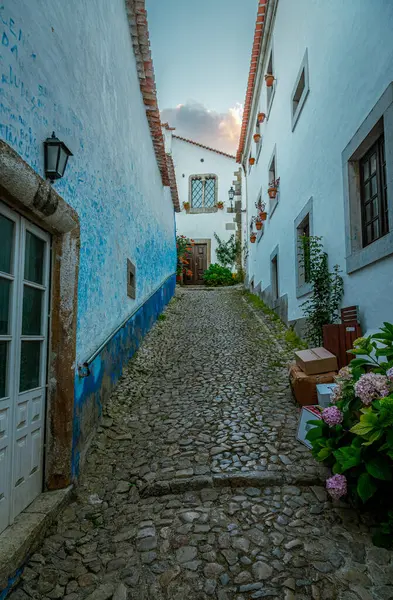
[0,486,73,598]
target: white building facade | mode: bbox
[238,0,393,334]
[163,126,242,284]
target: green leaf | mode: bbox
[383,322,393,334]
[348,358,372,368]
[317,447,331,461]
[386,429,393,448]
[305,427,324,442]
[371,332,393,342]
[375,348,393,359]
[366,457,392,481]
[332,462,342,474]
[306,419,323,427]
[357,472,378,503]
[333,445,362,472]
[362,430,383,446]
[350,422,376,436]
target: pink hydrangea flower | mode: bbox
[387,367,393,382]
[326,474,347,500]
[354,373,390,405]
[322,406,343,427]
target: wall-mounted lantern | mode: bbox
[228,186,235,212]
[44,132,73,182]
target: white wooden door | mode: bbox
[0,202,50,533]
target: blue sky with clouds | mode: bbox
[145,0,258,153]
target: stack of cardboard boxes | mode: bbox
[289,347,338,406]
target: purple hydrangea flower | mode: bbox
[354,373,390,405]
[337,366,352,381]
[322,406,343,427]
[330,383,342,404]
[326,474,347,500]
[387,367,393,382]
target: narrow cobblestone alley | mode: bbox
[10,290,393,600]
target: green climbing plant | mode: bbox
[299,235,344,346]
[214,232,241,270]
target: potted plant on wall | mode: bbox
[249,157,255,166]
[249,221,257,243]
[268,177,280,199]
[255,218,263,231]
[217,201,224,210]
[255,199,267,221]
[183,201,190,211]
[265,73,275,87]
[257,112,266,124]
[253,133,261,143]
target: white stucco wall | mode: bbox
[0,1,176,362]
[244,0,393,333]
[171,137,239,266]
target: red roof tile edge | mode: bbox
[236,0,268,164]
[166,154,180,212]
[125,0,179,206]
[173,135,236,160]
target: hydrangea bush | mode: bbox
[306,323,393,547]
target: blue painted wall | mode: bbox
[0,1,177,477]
[0,0,177,363]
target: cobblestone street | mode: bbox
[10,289,393,600]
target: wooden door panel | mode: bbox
[184,243,208,285]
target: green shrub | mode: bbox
[203,264,235,287]
[306,323,393,547]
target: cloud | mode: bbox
[161,101,242,155]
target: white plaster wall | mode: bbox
[0,1,176,362]
[245,0,393,333]
[172,138,238,265]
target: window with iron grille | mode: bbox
[360,135,388,247]
[190,175,217,209]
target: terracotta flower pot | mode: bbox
[257,112,266,124]
[268,187,277,199]
[265,73,275,87]
[250,234,256,243]
[183,202,190,211]
[256,221,262,231]
[217,202,224,210]
[253,133,261,143]
[259,211,267,221]
[249,157,255,166]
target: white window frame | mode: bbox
[294,197,313,298]
[291,49,310,131]
[268,146,278,217]
[189,174,218,213]
[266,45,276,118]
[342,83,393,274]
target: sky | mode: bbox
[145,0,258,154]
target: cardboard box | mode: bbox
[317,383,338,408]
[295,347,338,375]
[297,405,322,449]
[289,364,336,406]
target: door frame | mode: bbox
[0,139,80,491]
[192,238,211,266]
[1,204,51,529]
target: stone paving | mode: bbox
[9,289,393,600]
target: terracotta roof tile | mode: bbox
[173,135,236,160]
[125,0,180,208]
[166,154,180,212]
[236,0,268,163]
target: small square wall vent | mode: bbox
[225,223,236,230]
